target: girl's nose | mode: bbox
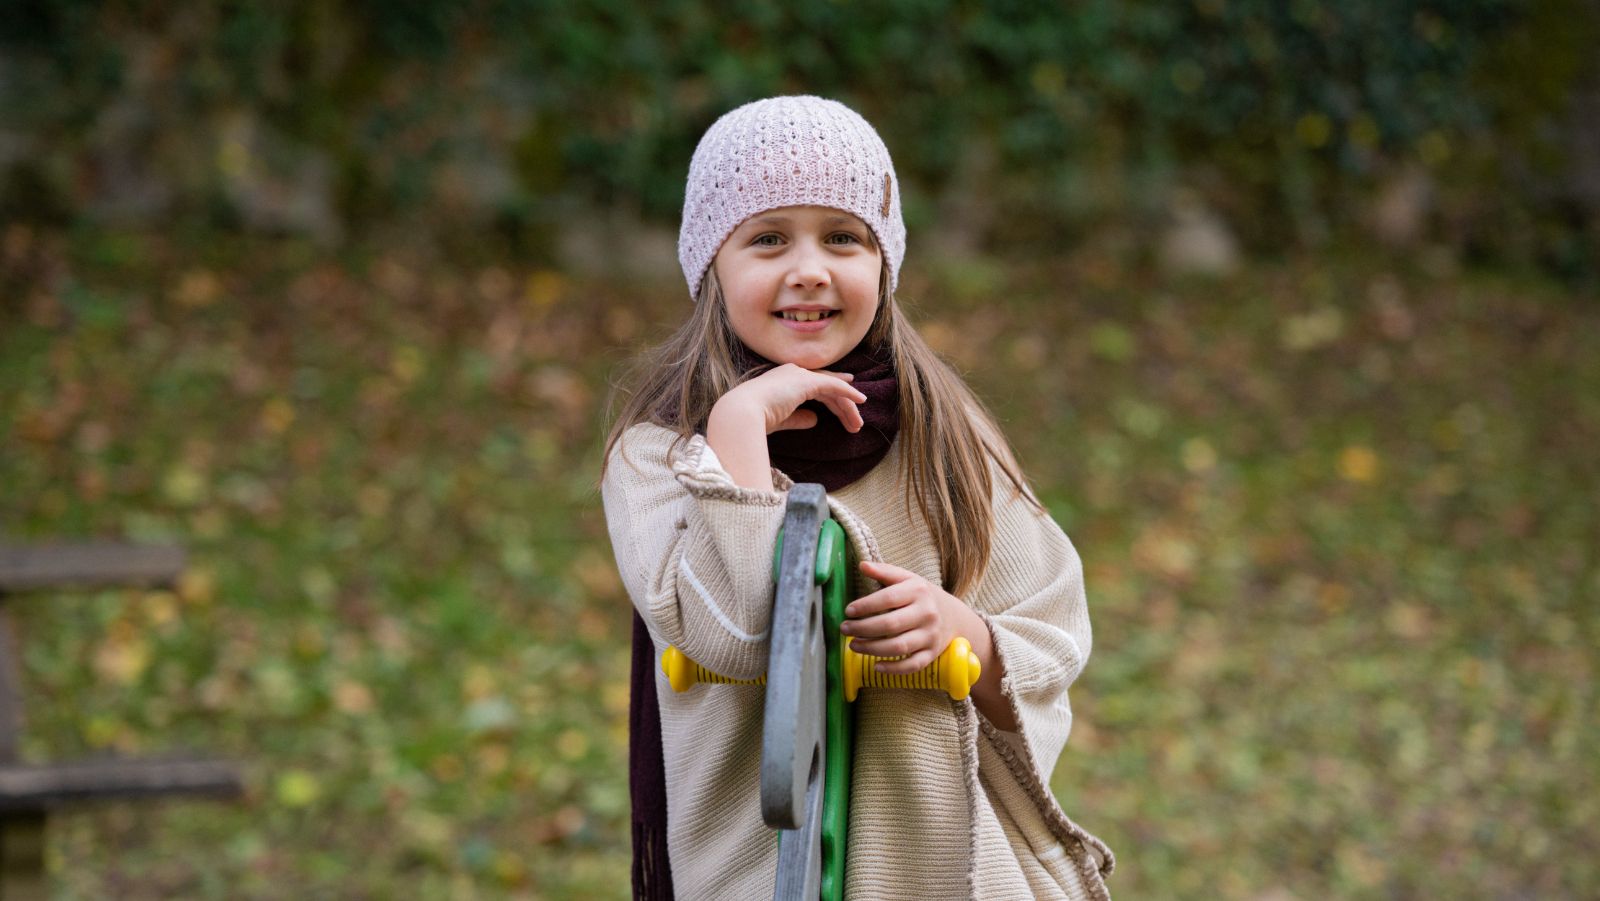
[786,241,832,290]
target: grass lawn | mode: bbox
[2,226,1595,898]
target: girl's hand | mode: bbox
[716,363,868,435]
[839,560,974,674]
[845,560,1014,728]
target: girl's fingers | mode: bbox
[821,397,864,432]
[810,371,868,403]
[839,605,922,639]
[823,386,869,409]
[848,629,929,661]
[845,584,913,618]
[839,399,867,431]
[804,376,865,431]
[873,649,936,676]
[765,372,863,425]
[773,409,819,431]
[858,559,917,584]
[749,366,868,435]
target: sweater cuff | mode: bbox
[672,433,793,503]
[973,610,1063,776]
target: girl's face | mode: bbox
[712,205,882,370]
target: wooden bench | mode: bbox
[0,541,244,900]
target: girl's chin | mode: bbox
[767,350,839,369]
[754,335,852,367]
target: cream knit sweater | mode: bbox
[602,422,1114,900]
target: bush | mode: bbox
[2,0,1595,278]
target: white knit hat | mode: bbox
[677,95,906,301]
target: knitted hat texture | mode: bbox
[677,95,905,300]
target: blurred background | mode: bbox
[2,1,1597,898]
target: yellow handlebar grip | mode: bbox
[661,645,765,692]
[662,639,980,700]
[842,636,982,702]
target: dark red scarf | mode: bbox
[629,337,899,899]
[748,338,901,490]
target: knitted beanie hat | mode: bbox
[677,95,906,301]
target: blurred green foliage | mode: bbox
[2,1,1597,278]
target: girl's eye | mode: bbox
[750,232,862,247]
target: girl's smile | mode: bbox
[712,205,882,369]
[774,305,840,331]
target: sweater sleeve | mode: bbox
[965,472,1093,782]
[601,423,793,680]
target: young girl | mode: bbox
[602,95,1114,901]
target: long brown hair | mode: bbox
[602,260,1043,597]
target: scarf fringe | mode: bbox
[632,820,674,900]
[631,611,675,900]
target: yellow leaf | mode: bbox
[162,465,207,506]
[95,634,150,685]
[1338,445,1379,482]
[143,590,179,628]
[178,567,216,605]
[260,398,295,434]
[276,769,321,808]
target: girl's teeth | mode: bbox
[782,311,830,322]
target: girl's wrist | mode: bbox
[949,601,989,656]
[948,602,1014,727]
[710,390,761,427]
[708,392,768,442]
[706,394,776,491]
